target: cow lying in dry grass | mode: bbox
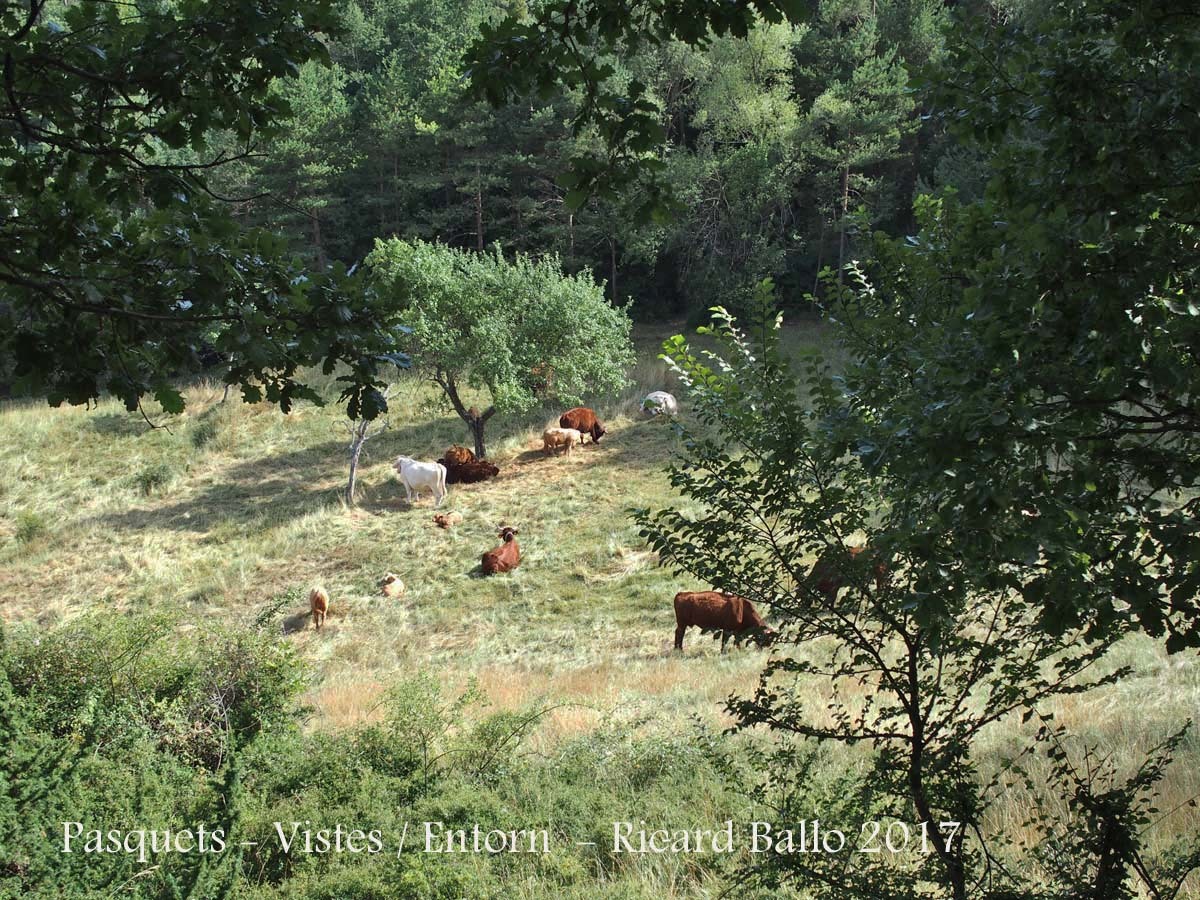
[482,526,520,575]
[309,587,329,630]
[437,445,500,484]
[379,573,405,598]
[673,591,772,652]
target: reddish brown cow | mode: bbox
[559,407,606,444]
[481,526,520,576]
[673,591,771,652]
[808,545,888,602]
[442,445,475,467]
[437,445,500,484]
[309,587,329,631]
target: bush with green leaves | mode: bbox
[636,292,1198,898]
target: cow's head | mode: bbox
[591,422,606,442]
[498,525,519,542]
[393,455,414,471]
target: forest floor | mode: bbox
[2,320,1197,894]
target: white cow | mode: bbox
[642,390,679,417]
[392,456,448,507]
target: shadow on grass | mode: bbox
[281,612,311,635]
[90,413,152,437]
[83,410,678,538]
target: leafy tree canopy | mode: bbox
[835,0,1200,648]
[0,0,402,418]
[366,238,634,457]
[464,0,812,222]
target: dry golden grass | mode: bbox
[1,321,1197,895]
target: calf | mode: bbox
[433,512,463,529]
[559,407,606,444]
[808,545,888,602]
[309,587,329,630]
[542,426,582,456]
[393,455,448,507]
[481,526,520,576]
[673,591,771,652]
[379,573,406,598]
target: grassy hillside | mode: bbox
[2,322,1198,897]
[0,323,782,742]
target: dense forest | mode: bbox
[210,0,954,319]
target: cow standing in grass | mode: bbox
[559,407,606,444]
[673,591,771,652]
[542,427,582,455]
[393,456,448,507]
[310,587,329,630]
[808,545,888,603]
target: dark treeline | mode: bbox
[211,0,977,319]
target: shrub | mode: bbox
[128,460,179,495]
[13,510,46,543]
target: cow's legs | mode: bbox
[720,631,729,653]
[674,624,686,651]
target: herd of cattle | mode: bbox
[310,395,880,651]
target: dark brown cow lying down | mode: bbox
[437,445,500,484]
[673,591,772,652]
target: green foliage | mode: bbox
[128,460,180,496]
[837,0,1200,648]
[0,0,406,419]
[638,291,1198,897]
[367,238,634,455]
[0,617,761,898]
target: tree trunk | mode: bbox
[812,215,826,298]
[837,163,849,288]
[475,161,484,252]
[435,370,495,459]
[608,236,618,303]
[312,210,326,271]
[470,416,486,460]
[346,418,369,506]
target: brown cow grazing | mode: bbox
[481,526,520,576]
[673,591,771,652]
[559,407,606,444]
[808,545,888,602]
[437,445,500,484]
[309,587,329,630]
[433,512,463,529]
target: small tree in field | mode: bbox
[365,239,634,458]
[636,290,1199,899]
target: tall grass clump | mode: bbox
[13,509,46,544]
